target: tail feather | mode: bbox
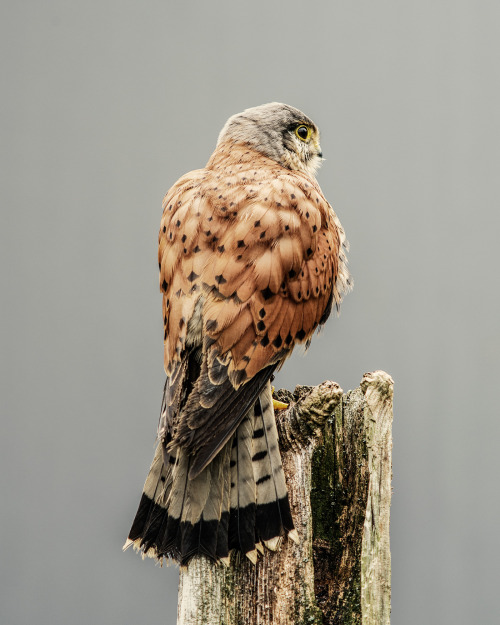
[253,383,295,544]
[215,445,231,561]
[197,444,231,560]
[229,412,256,556]
[180,457,211,526]
[126,444,169,555]
[179,445,231,563]
[125,382,295,565]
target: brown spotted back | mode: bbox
[159,141,350,388]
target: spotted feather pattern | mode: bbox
[126,136,350,565]
[160,142,349,389]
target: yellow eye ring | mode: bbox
[295,125,311,142]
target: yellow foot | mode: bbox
[272,386,289,410]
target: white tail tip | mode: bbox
[288,529,300,544]
[122,538,134,552]
[245,549,258,564]
[263,536,281,551]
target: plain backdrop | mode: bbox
[2,1,500,623]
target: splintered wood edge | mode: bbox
[176,372,393,625]
[360,370,394,625]
[276,380,344,450]
[295,380,344,426]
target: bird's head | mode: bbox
[217,102,323,177]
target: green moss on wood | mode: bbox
[310,390,369,624]
[297,600,323,625]
[310,410,342,546]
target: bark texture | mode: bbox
[177,371,393,625]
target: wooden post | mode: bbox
[177,371,393,625]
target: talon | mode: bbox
[273,398,289,410]
[272,386,289,410]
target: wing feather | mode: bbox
[158,144,350,480]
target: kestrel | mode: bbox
[124,103,350,565]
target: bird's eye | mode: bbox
[295,125,311,141]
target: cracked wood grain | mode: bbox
[176,371,393,625]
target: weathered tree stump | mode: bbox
[177,370,393,625]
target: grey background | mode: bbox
[2,1,499,623]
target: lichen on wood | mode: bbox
[176,371,393,625]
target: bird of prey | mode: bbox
[124,103,350,566]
